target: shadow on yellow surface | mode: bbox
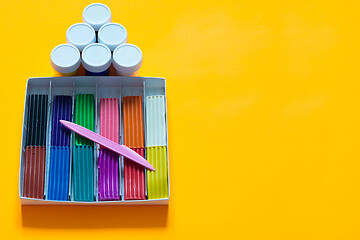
[21,205,168,228]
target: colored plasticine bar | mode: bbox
[124,148,145,200]
[73,146,94,201]
[23,146,46,199]
[122,96,144,148]
[147,146,168,199]
[98,98,120,201]
[100,98,119,145]
[74,94,95,146]
[98,149,120,201]
[26,94,48,146]
[51,96,72,146]
[146,95,167,147]
[47,146,70,201]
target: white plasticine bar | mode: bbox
[146,96,167,146]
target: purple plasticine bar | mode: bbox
[51,96,72,146]
[98,149,120,201]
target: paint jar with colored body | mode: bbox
[113,44,143,77]
[50,44,81,76]
[66,23,96,51]
[82,43,112,76]
[82,3,111,31]
[98,23,127,51]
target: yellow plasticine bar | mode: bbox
[146,146,168,199]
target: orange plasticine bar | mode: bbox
[122,96,144,148]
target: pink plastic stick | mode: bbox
[60,120,155,171]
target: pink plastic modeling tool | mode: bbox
[60,120,155,171]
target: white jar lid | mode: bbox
[66,23,96,51]
[113,44,143,74]
[50,44,81,73]
[82,3,111,31]
[98,23,127,51]
[82,43,112,73]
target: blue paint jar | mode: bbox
[81,43,112,76]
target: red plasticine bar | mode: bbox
[23,146,46,199]
[124,148,145,200]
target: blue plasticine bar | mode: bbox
[47,146,70,201]
[73,146,94,202]
[51,96,72,146]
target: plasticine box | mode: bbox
[19,76,170,205]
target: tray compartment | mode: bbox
[26,94,48,146]
[47,146,70,201]
[145,95,167,147]
[23,146,46,199]
[98,149,120,201]
[73,145,94,201]
[124,148,146,200]
[74,94,95,146]
[146,146,168,199]
[51,96,72,146]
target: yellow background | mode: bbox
[0,0,359,239]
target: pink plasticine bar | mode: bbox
[60,120,155,171]
[100,98,119,144]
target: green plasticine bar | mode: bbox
[146,146,168,199]
[74,94,95,146]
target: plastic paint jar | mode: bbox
[50,44,81,76]
[98,23,127,51]
[66,23,96,51]
[113,44,143,77]
[82,3,112,31]
[82,43,112,76]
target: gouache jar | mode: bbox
[82,43,112,76]
[50,44,81,76]
[113,44,143,76]
[82,3,112,31]
[66,23,96,51]
[98,23,127,51]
